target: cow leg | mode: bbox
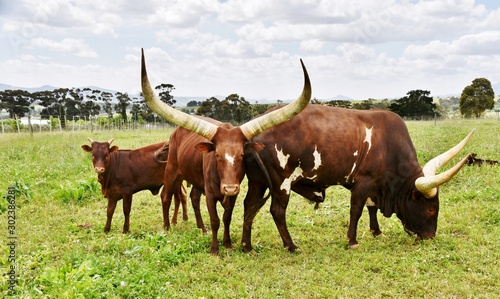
[269,192,297,252]
[172,184,181,225]
[221,195,237,249]
[347,194,366,248]
[104,198,118,233]
[161,186,173,230]
[161,173,181,230]
[242,181,268,253]
[122,194,132,234]
[206,194,220,255]
[367,206,382,236]
[172,183,189,225]
[190,187,207,233]
[180,184,189,221]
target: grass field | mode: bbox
[1,119,499,298]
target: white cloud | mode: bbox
[147,0,220,27]
[1,0,500,100]
[28,38,98,58]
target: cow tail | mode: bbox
[153,154,168,164]
[249,150,272,200]
[153,143,169,164]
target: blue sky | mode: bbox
[1,0,499,101]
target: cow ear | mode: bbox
[82,145,92,152]
[246,141,265,153]
[109,146,119,153]
[194,142,215,154]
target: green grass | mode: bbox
[1,120,499,298]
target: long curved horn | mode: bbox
[415,155,469,198]
[415,130,474,198]
[107,138,114,145]
[239,59,312,139]
[141,49,218,140]
[87,137,95,144]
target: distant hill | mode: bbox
[0,83,59,92]
[323,95,353,101]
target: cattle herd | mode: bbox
[81,49,479,255]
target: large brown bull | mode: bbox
[242,105,474,252]
[82,139,190,233]
[141,49,312,254]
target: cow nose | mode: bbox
[222,184,240,196]
[94,167,105,173]
[417,231,436,239]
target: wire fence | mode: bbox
[0,116,173,136]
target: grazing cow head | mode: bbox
[141,49,311,196]
[81,138,118,174]
[400,130,474,239]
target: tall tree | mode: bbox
[33,90,57,119]
[389,89,438,119]
[0,89,32,118]
[67,88,85,119]
[155,83,177,106]
[115,92,131,121]
[352,99,375,110]
[53,88,70,128]
[101,91,114,119]
[224,93,252,124]
[251,103,273,117]
[459,78,495,118]
[197,97,222,119]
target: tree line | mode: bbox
[0,84,177,128]
[0,77,496,129]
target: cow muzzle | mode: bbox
[221,184,240,196]
[94,167,105,174]
[417,231,436,240]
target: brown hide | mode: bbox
[82,141,189,233]
[162,117,254,254]
[141,50,312,254]
[242,105,470,252]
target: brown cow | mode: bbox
[242,105,474,252]
[141,49,312,254]
[82,138,192,233]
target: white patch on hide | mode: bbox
[345,162,357,182]
[225,153,235,166]
[365,197,376,207]
[312,146,322,171]
[280,166,304,195]
[314,191,322,197]
[353,150,358,157]
[364,126,373,154]
[275,144,290,169]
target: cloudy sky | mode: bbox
[1,0,499,101]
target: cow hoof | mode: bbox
[285,246,300,253]
[349,243,360,249]
[371,229,383,237]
